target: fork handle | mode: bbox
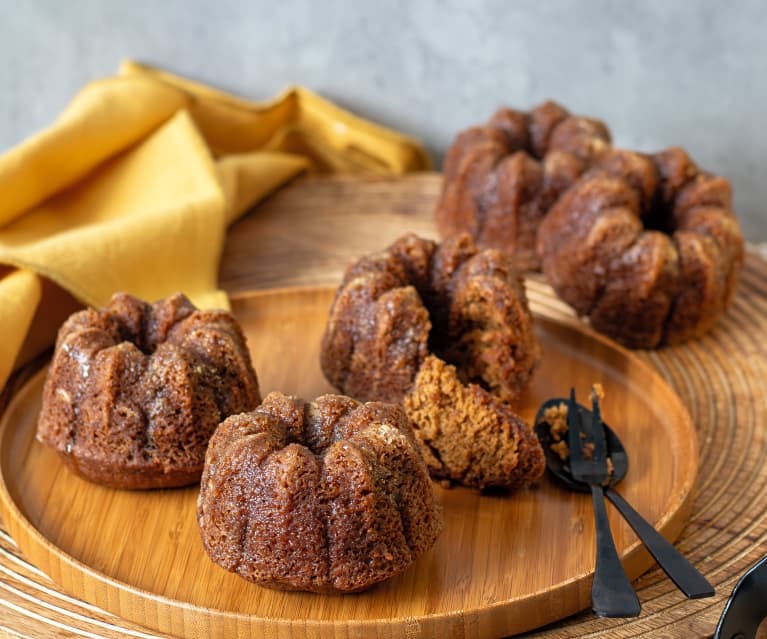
[590,485,641,617]
[605,488,715,599]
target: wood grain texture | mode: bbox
[0,288,695,639]
[0,174,764,638]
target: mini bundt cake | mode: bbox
[36,292,261,489]
[320,233,545,491]
[197,391,442,593]
[436,100,612,271]
[537,148,744,348]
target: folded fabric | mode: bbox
[0,60,431,389]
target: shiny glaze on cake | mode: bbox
[36,292,260,489]
[436,101,611,271]
[537,148,744,348]
[197,392,442,593]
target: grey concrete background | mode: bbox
[0,0,764,238]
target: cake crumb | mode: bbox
[541,403,568,441]
[550,440,569,461]
[542,385,616,474]
[592,383,605,401]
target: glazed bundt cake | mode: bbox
[36,292,261,489]
[321,233,540,404]
[197,391,442,593]
[537,148,744,348]
[320,233,545,491]
[436,100,612,271]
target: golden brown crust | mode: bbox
[487,107,529,150]
[478,152,544,271]
[197,392,442,593]
[36,292,261,489]
[588,231,680,348]
[594,149,659,213]
[548,116,611,164]
[654,147,699,209]
[537,175,642,317]
[538,149,744,348]
[529,101,571,158]
[436,101,611,272]
[321,233,540,407]
[320,240,433,404]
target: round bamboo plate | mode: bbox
[0,286,697,639]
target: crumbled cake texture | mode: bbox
[550,439,569,461]
[436,100,612,272]
[321,232,545,491]
[592,383,605,401]
[404,356,545,490]
[537,388,615,478]
[543,403,568,441]
[36,292,261,489]
[541,402,570,461]
[438,101,744,349]
[197,392,443,593]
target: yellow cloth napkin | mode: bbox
[0,60,430,388]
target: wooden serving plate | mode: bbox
[0,285,697,639]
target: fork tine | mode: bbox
[568,388,584,467]
[591,387,607,465]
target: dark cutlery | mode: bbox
[535,390,715,606]
[563,388,641,617]
[714,554,767,639]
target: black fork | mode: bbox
[567,388,641,618]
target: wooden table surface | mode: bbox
[1,173,766,638]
